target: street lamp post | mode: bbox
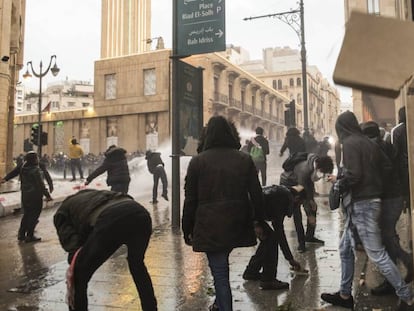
[23,55,60,157]
[244,0,309,131]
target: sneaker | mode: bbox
[242,270,262,281]
[70,178,76,182]
[297,245,306,253]
[371,280,395,296]
[321,291,354,309]
[150,199,158,204]
[398,300,414,311]
[305,237,325,244]
[25,236,41,243]
[208,303,219,311]
[17,235,25,242]
[162,193,169,201]
[259,279,289,290]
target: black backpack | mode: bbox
[279,152,308,187]
[262,184,294,220]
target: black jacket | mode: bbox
[86,147,130,186]
[182,116,265,252]
[280,128,306,155]
[145,152,164,174]
[336,111,390,202]
[53,189,135,253]
[19,163,51,207]
[5,162,53,192]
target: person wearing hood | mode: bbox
[145,150,168,204]
[321,111,413,311]
[247,126,270,186]
[182,116,267,311]
[289,153,334,252]
[391,106,410,210]
[361,121,413,296]
[279,127,306,157]
[85,145,131,194]
[1,151,53,242]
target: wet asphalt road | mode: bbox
[0,153,410,310]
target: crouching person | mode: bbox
[243,184,307,290]
[53,189,157,311]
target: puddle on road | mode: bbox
[7,266,63,294]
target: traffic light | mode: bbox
[30,125,39,145]
[41,132,48,146]
[284,100,296,127]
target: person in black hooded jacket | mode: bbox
[145,150,168,204]
[85,145,130,194]
[321,111,413,311]
[182,116,266,311]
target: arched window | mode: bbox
[277,79,282,89]
[296,78,301,86]
[289,78,294,87]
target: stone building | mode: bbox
[13,48,289,157]
[345,0,413,126]
[0,0,26,176]
[231,46,341,139]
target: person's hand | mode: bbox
[309,199,317,211]
[289,259,301,271]
[254,222,268,240]
[49,186,54,193]
[326,174,337,183]
[45,196,53,202]
[279,152,283,157]
[184,233,193,246]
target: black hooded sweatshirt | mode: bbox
[335,111,390,202]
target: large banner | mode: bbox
[177,60,203,156]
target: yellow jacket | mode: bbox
[68,143,84,159]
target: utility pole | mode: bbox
[244,0,309,130]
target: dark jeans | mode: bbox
[381,197,412,268]
[73,203,157,311]
[206,250,232,311]
[244,224,278,281]
[152,165,168,200]
[110,182,130,194]
[70,158,84,180]
[292,199,317,247]
[253,161,267,186]
[19,195,43,239]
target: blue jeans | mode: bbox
[339,198,412,302]
[206,250,232,311]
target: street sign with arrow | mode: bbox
[176,0,225,56]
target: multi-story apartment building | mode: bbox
[16,80,93,115]
[229,46,341,139]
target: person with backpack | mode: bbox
[280,152,334,252]
[248,126,269,186]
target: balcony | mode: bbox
[213,92,229,110]
[228,98,242,114]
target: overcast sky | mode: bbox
[22,0,352,102]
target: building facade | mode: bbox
[233,46,341,139]
[0,0,26,176]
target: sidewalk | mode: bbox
[0,177,410,310]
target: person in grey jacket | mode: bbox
[291,153,333,252]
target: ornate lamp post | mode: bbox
[244,0,309,130]
[23,55,60,157]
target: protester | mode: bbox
[68,138,84,181]
[321,111,413,311]
[85,145,131,193]
[279,127,306,157]
[145,150,168,204]
[303,129,318,153]
[53,189,157,311]
[1,151,52,242]
[182,116,266,311]
[280,152,334,252]
[242,184,306,290]
[247,126,270,186]
[361,121,413,295]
